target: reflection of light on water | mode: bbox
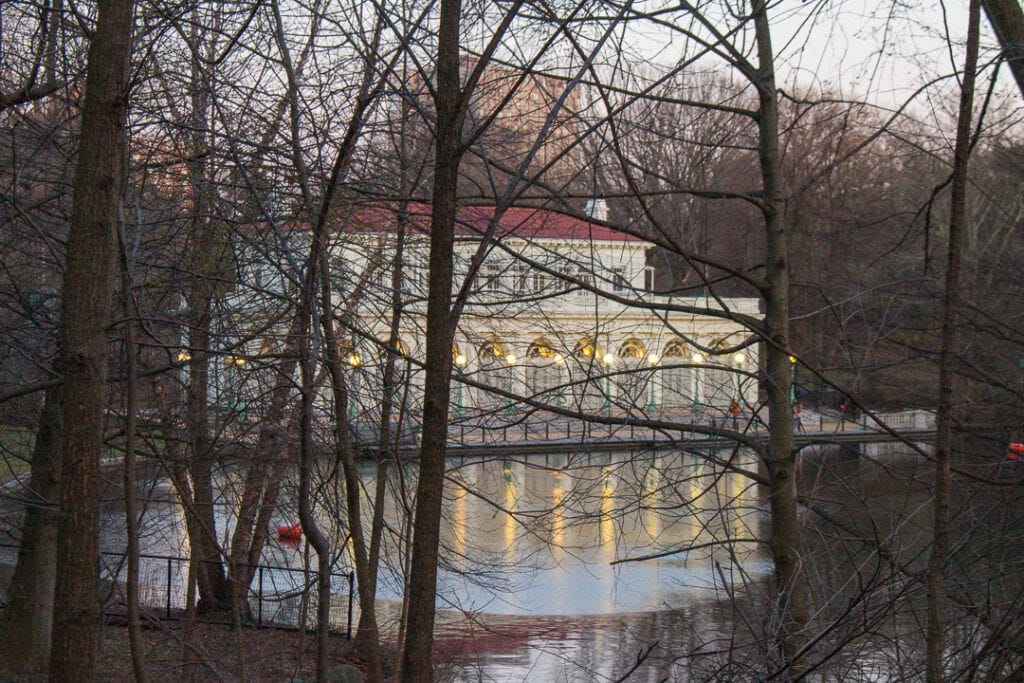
[551,472,565,553]
[600,468,615,560]
[453,482,467,566]
[503,464,516,562]
[728,459,749,542]
[105,450,771,622]
[644,463,661,539]
[689,462,704,545]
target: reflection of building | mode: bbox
[331,203,759,418]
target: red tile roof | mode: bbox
[335,203,641,242]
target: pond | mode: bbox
[92,446,770,679]
[90,441,1023,681]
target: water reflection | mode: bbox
[98,447,767,618]
[89,442,1024,681]
[430,448,769,617]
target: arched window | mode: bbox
[617,338,646,359]
[376,337,408,357]
[527,337,559,359]
[479,339,508,364]
[574,337,598,359]
[663,339,689,358]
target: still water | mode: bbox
[92,440,1024,680]
[431,449,769,616]
[98,447,774,680]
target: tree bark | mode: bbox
[49,0,134,678]
[982,0,1024,101]
[750,1,808,676]
[401,2,463,678]
[0,386,61,677]
[927,2,980,681]
[181,14,231,616]
[119,230,148,683]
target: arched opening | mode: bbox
[526,337,563,405]
[661,338,695,408]
[478,338,513,410]
[704,336,734,410]
[615,338,648,408]
[571,336,603,410]
[452,343,470,415]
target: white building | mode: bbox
[328,204,760,422]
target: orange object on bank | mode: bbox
[277,522,302,540]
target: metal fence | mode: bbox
[1,543,355,637]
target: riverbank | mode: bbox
[76,619,370,682]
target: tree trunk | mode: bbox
[353,209,410,674]
[120,237,148,682]
[750,0,809,676]
[297,238,332,680]
[983,0,1024,100]
[927,2,980,681]
[181,16,231,615]
[0,386,61,677]
[225,325,300,606]
[49,1,134,677]
[401,2,463,678]
[184,306,230,615]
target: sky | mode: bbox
[623,0,1011,113]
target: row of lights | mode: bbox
[452,350,747,368]
[174,351,249,367]
[178,349,753,370]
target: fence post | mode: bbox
[166,557,173,619]
[545,423,549,440]
[347,572,355,639]
[258,566,264,626]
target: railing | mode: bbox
[0,543,355,637]
[433,408,937,450]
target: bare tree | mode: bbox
[49,0,134,678]
[984,0,1024,99]
[928,1,982,680]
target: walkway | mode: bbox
[382,408,937,457]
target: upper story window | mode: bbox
[559,266,575,293]
[532,269,553,294]
[577,266,593,295]
[612,267,628,292]
[481,261,503,292]
[513,263,529,292]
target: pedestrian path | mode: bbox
[381,408,937,457]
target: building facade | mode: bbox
[330,204,759,422]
